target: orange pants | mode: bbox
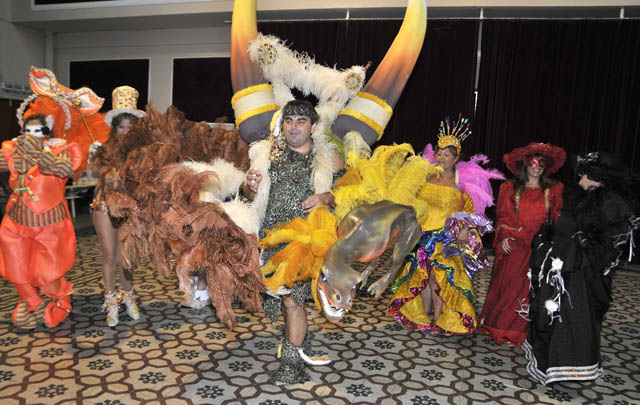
[0,216,75,309]
[0,215,75,285]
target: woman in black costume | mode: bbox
[523,151,639,384]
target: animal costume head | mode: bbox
[316,201,422,322]
[230,0,427,146]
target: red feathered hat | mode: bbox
[503,142,566,174]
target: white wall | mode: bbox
[10,0,640,22]
[6,0,640,108]
[0,20,45,85]
[0,1,9,20]
[55,26,231,111]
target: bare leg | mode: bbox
[430,275,443,322]
[421,281,432,316]
[282,295,330,367]
[117,237,134,292]
[196,271,207,290]
[283,296,307,347]
[93,208,119,293]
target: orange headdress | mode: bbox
[17,66,110,180]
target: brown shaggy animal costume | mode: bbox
[90,105,263,329]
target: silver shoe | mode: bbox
[103,292,120,327]
[121,289,140,320]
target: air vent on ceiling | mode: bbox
[0,81,32,101]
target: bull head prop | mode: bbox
[316,200,422,322]
[230,0,427,146]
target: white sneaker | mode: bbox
[191,289,211,310]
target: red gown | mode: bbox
[479,181,563,346]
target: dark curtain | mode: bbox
[475,19,640,176]
[258,19,479,152]
[170,20,478,145]
[70,59,149,113]
[170,19,640,177]
[172,57,234,123]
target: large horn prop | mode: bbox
[230,0,278,143]
[333,0,427,145]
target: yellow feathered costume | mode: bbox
[333,143,442,223]
[259,205,338,310]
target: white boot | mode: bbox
[103,292,120,327]
[181,275,198,308]
[121,289,140,320]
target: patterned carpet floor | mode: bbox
[0,225,638,405]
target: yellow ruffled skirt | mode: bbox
[389,240,477,334]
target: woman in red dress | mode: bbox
[479,143,565,346]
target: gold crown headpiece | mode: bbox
[437,113,471,154]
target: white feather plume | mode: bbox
[248,33,366,145]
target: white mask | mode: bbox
[24,124,47,138]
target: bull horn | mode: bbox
[333,0,427,145]
[230,0,278,143]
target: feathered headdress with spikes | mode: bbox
[437,113,471,154]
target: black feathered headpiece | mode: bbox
[575,152,625,185]
[573,151,640,210]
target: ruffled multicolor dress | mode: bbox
[388,181,492,334]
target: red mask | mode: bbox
[526,156,548,169]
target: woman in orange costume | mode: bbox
[0,114,82,329]
[479,143,565,346]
